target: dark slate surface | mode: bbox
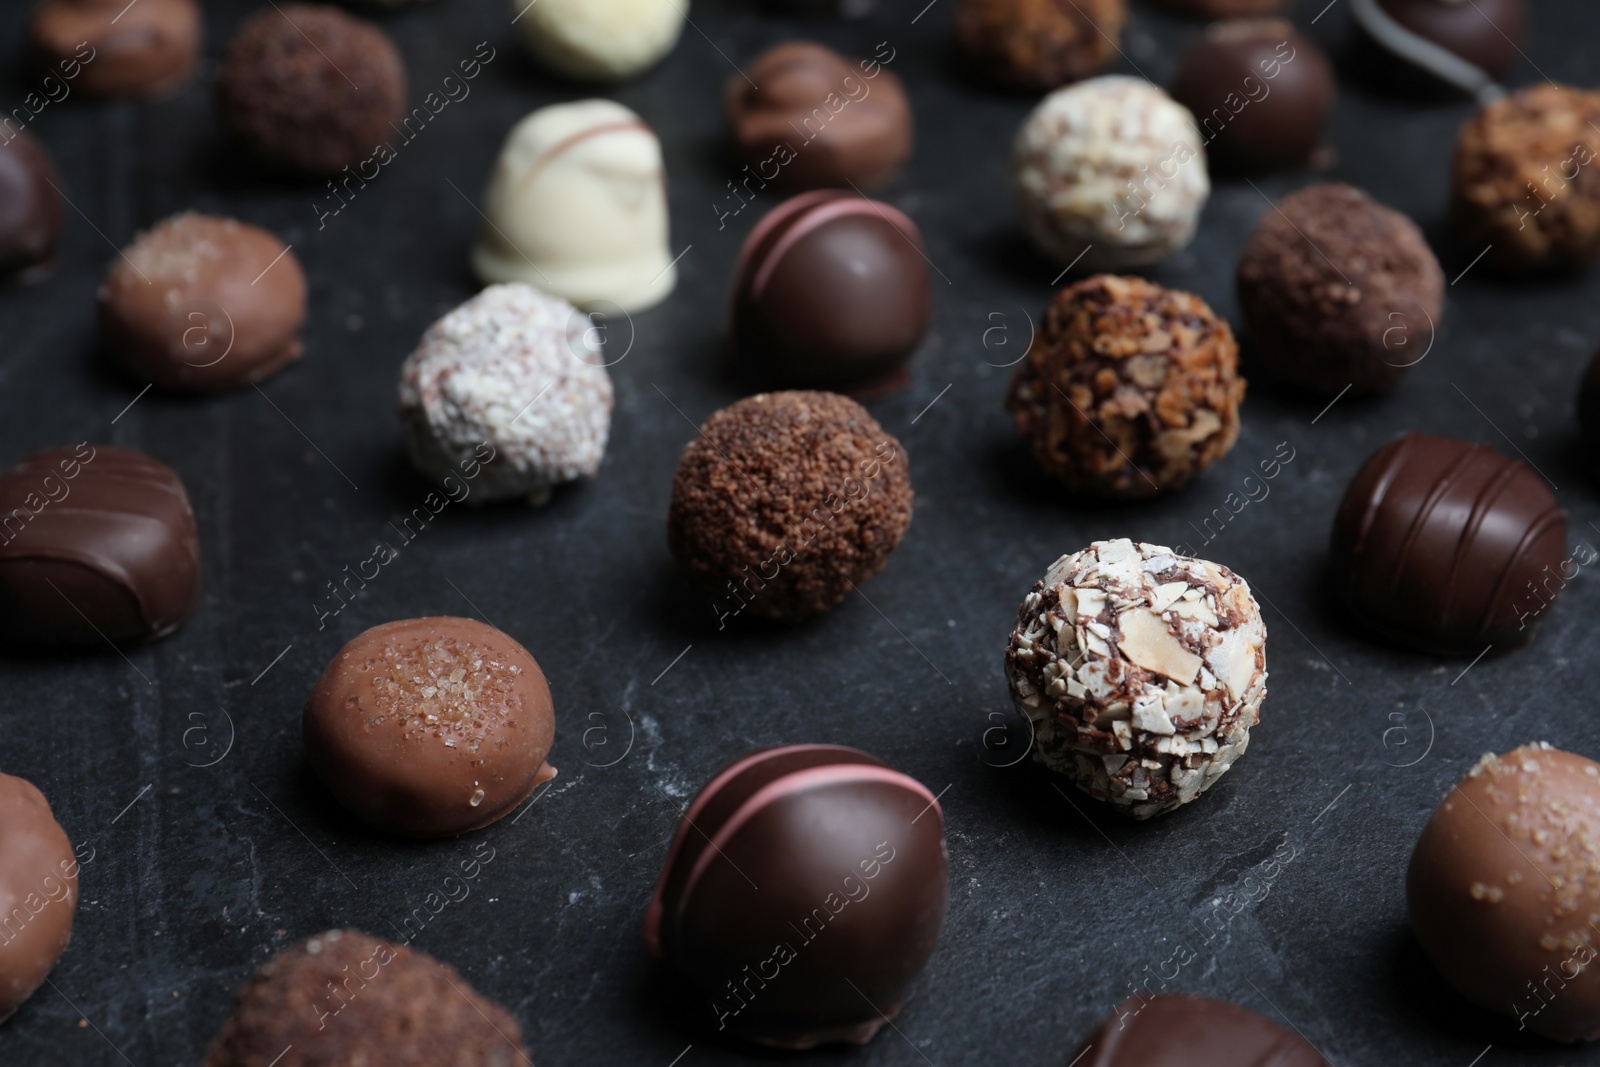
[1,0,1598,1064]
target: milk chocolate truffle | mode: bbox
[1007,275,1243,499]
[1170,21,1334,172]
[1078,995,1332,1064]
[1362,0,1527,83]
[1452,85,1600,275]
[954,0,1125,93]
[0,774,78,1024]
[473,100,676,313]
[726,43,912,192]
[731,191,930,393]
[398,284,613,505]
[0,445,199,646]
[669,392,912,624]
[1330,434,1568,655]
[217,4,406,176]
[1005,539,1268,819]
[513,0,685,81]
[304,617,557,838]
[30,0,201,98]
[646,745,948,1049]
[1014,77,1209,271]
[0,132,63,284]
[99,213,307,392]
[1408,744,1600,1042]
[1237,184,1443,397]
[202,929,529,1065]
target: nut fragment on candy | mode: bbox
[1003,539,1268,819]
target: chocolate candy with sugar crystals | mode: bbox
[0,773,78,1024]
[1077,994,1332,1065]
[646,745,947,1049]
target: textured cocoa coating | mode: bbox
[0,773,77,1024]
[953,0,1125,92]
[217,4,406,175]
[1408,745,1600,1042]
[1169,21,1334,172]
[1157,0,1283,14]
[1078,995,1332,1065]
[100,214,307,392]
[303,617,557,837]
[1237,183,1444,397]
[1330,434,1568,655]
[0,445,199,646]
[668,392,913,623]
[0,131,63,282]
[202,929,529,1065]
[731,191,930,392]
[647,745,948,1049]
[726,42,911,192]
[1007,275,1243,499]
[30,0,201,98]
[1377,0,1527,78]
[1452,85,1600,275]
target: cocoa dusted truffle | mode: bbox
[0,773,78,1023]
[30,0,201,98]
[953,0,1125,93]
[1077,994,1333,1064]
[1007,275,1243,499]
[1452,85,1600,275]
[217,4,406,175]
[668,392,912,624]
[0,131,63,284]
[646,745,948,1049]
[1408,744,1600,1042]
[202,929,530,1065]
[1005,539,1268,819]
[1237,183,1444,397]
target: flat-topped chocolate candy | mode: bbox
[1078,995,1332,1065]
[0,773,78,1024]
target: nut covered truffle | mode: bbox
[1007,275,1243,499]
[1005,539,1268,819]
[954,0,1126,93]
[669,391,912,624]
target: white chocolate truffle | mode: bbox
[1013,76,1209,271]
[512,0,686,82]
[1004,539,1267,819]
[472,100,677,314]
[398,284,613,505]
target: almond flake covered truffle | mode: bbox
[1004,539,1267,819]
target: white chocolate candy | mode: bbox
[512,0,686,82]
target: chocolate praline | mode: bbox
[954,0,1126,93]
[0,773,78,1024]
[1077,995,1333,1064]
[0,131,63,284]
[646,745,948,1049]
[30,0,202,98]
[1372,0,1527,80]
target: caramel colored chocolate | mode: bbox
[1078,995,1332,1065]
[0,773,79,1024]
[30,0,201,98]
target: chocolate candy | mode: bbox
[1169,21,1334,173]
[726,42,912,192]
[514,0,685,81]
[1367,0,1527,81]
[646,745,948,1049]
[0,445,199,646]
[1329,434,1568,655]
[1408,744,1600,1042]
[1077,995,1332,1065]
[954,0,1125,93]
[731,191,930,394]
[30,0,201,98]
[99,214,307,392]
[0,773,78,1023]
[303,617,557,837]
[0,132,63,284]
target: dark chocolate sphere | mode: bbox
[646,745,948,1049]
[732,191,931,393]
[1376,0,1527,79]
[0,131,62,283]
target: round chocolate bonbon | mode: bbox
[0,773,78,1024]
[0,132,63,284]
[1076,994,1333,1064]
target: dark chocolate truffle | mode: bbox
[0,773,78,1024]
[727,42,911,192]
[668,392,913,624]
[1452,85,1600,275]
[1077,995,1333,1064]
[646,745,948,1049]
[30,0,201,98]
[732,191,930,394]
[1330,433,1568,655]
[0,131,63,284]
[1158,0,1283,15]
[1169,20,1334,172]
[202,929,530,1065]
[1007,275,1243,499]
[99,213,308,392]
[1408,744,1600,1042]
[1236,183,1444,397]
[217,4,406,175]
[304,617,557,837]
[1369,0,1527,81]
[953,0,1126,93]
[0,445,199,646]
